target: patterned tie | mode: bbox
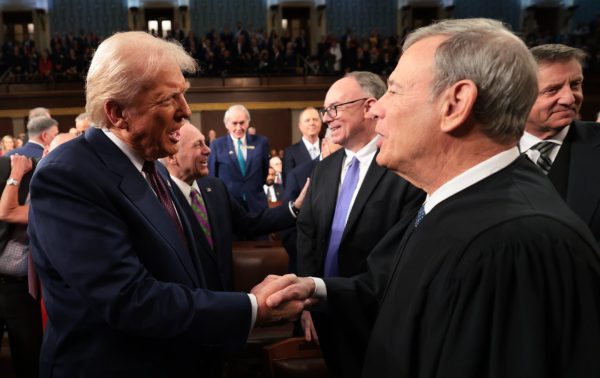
[529,141,556,174]
[324,156,360,277]
[237,139,246,176]
[142,161,186,244]
[310,146,319,160]
[190,189,213,249]
[414,205,426,227]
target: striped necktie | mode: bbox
[190,188,213,249]
[529,141,556,174]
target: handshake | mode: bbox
[251,274,317,325]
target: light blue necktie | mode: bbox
[324,156,360,277]
[237,138,246,176]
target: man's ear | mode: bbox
[440,80,477,133]
[105,101,127,129]
[363,97,377,119]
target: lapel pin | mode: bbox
[206,188,212,192]
[228,151,234,155]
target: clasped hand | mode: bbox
[251,274,317,325]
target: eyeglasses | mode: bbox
[318,98,368,121]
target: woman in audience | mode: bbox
[0,135,15,156]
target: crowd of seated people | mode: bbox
[2,18,600,83]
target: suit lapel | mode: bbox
[566,123,600,225]
[84,128,201,286]
[342,153,385,240]
[245,134,255,174]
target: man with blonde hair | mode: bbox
[28,31,302,377]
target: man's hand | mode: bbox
[292,178,310,209]
[251,274,305,325]
[265,275,316,308]
[301,310,319,344]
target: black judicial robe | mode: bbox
[325,156,600,378]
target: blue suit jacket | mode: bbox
[28,127,251,378]
[5,141,44,158]
[208,134,269,213]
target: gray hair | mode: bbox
[345,71,386,99]
[28,107,50,119]
[75,112,89,122]
[86,31,197,128]
[223,104,251,125]
[27,116,58,137]
[404,18,538,144]
[529,44,587,66]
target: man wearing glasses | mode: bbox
[296,71,424,378]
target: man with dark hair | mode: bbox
[521,43,600,241]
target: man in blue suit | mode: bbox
[5,116,59,159]
[28,31,302,378]
[283,107,322,180]
[162,121,307,291]
[208,104,270,213]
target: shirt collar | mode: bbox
[424,147,520,214]
[102,128,145,173]
[229,133,247,146]
[343,135,380,165]
[301,137,320,151]
[519,125,569,152]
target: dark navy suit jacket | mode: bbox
[208,134,270,213]
[28,127,252,378]
[283,139,319,180]
[5,141,44,158]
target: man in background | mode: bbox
[284,107,322,179]
[208,104,270,213]
[297,71,424,377]
[5,116,59,159]
[521,44,600,241]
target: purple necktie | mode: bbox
[190,189,214,249]
[324,156,360,277]
[142,161,187,245]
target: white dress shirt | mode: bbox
[302,137,320,160]
[519,126,569,167]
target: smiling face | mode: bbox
[298,108,322,142]
[322,77,375,152]
[525,59,583,139]
[117,63,191,160]
[368,36,446,180]
[174,122,211,182]
[225,108,249,140]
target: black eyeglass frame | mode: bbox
[318,97,368,121]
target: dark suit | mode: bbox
[297,148,424,378]
[281,158,318,273]
[325,156,600,377]
[283,139,319,179]
[547,121,600,241]
[29,128,251,378]
[169,175,296,292]
[208,134,269,213]
[4,141,44,159]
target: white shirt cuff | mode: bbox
[310,277,327,300]
[248,293,257,333]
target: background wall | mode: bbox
[454,0,522,31]
[325,0,396,38]
[48,0,128,38]
[190,0,267,37]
